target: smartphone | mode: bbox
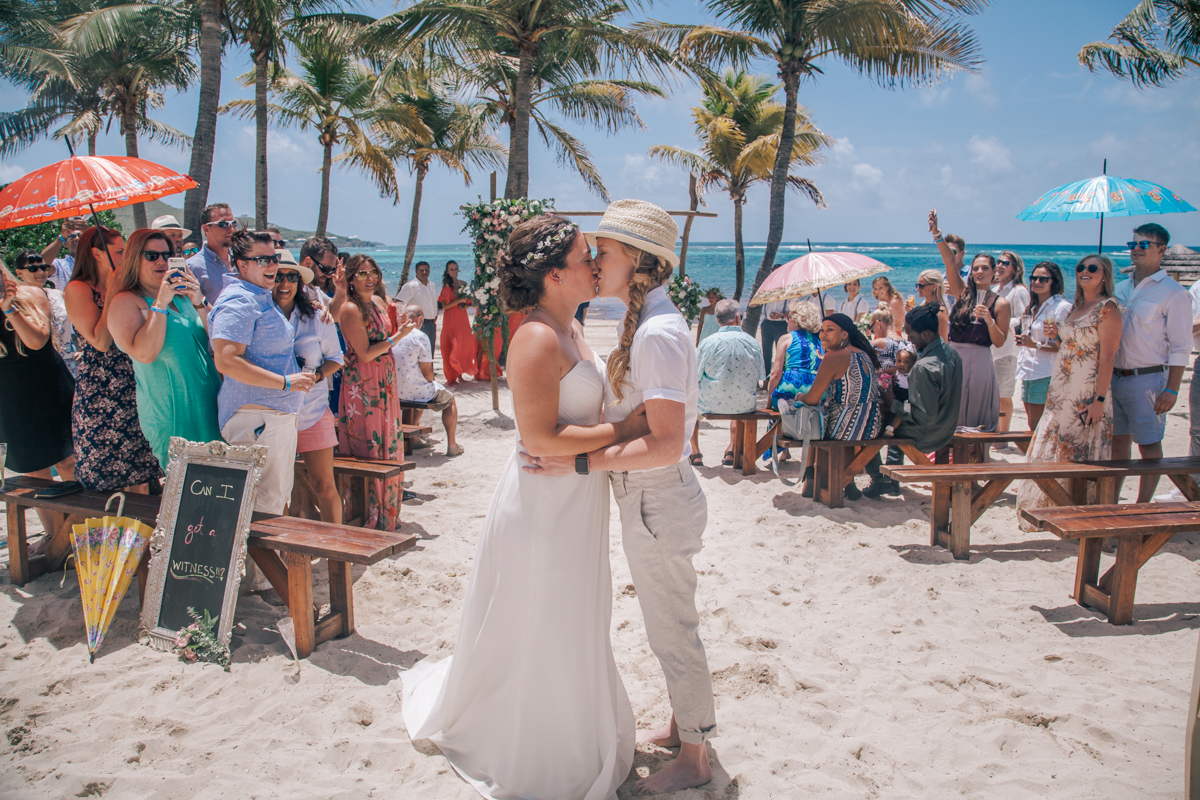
[167,257,187,287]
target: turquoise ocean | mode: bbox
[351,241,1138,320]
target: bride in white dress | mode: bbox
[401,216,647,800]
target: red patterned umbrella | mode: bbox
[0,155,197,230]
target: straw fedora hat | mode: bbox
[276,249,314,284]
[584,199,679,269]
[150,213,192,238]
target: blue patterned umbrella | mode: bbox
[1016,162,1195,251]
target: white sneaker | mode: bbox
[1153,486,1187,503]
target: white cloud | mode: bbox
[964,74,999,108]
[938,164,953,186]
[967,135,1012,173]
[852,163,883,184]
[0,163,27,183]
[831,137,855,163]
[918,86,952,108]
[1089,131,1125,160]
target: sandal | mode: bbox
[689,453,704,467]
[721,451,735,467]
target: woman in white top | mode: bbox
[837,279,870,323]
[992,251,1030,433]
[1014,261,1071,432]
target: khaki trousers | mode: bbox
[611,462,717,745]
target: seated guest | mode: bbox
[271,250,345,523]
[767,299,823,409]
[791,313,884,500]
[1,260,76,535]
[868,304,964,496]
[210,231,314,511]
[690,299,764,467]
[109,229,223,470]
[63,226,162,493]
[392,304,463,457]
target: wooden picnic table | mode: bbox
[1020,502,1200,625]
[701,410,778,475]
[294,456,415,527]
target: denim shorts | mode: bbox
[1112,370,1167,445]
[1021,376,1051,404]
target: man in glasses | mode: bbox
[1112,222,1191,502]
[150,214,192,259]
[40,217,87,290]
[265,225,286,249]
[187,202,240,305]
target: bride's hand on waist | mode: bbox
[517,446,574,476]
[615,404,650,442]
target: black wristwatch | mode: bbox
[574,453,590,475]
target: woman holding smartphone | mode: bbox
[108,229,223,470]
[63,226,162,492]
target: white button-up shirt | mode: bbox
[1113,269,1193,370]
[396,277,440,320]
[1015,294,1072,382]
[1189,280,1200,353]
[604,285,698,469]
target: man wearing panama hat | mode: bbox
[526,199,717,793]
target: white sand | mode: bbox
[3,319,1198,798]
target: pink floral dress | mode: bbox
[337,303,403,530]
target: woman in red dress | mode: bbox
[438,260,477,384]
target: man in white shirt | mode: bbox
[1112,223,1191,502]
[397,261,440,348]
[759,296,788,378]
[392,305,462,457]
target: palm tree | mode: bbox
[366,0,674,199]
[184,0,223,241]
[649,69,830,299]
[1080,0,1199,86]
[643,0,985,332]
[367,68,505,285]
[222,27,429,237]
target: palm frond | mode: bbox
[534,117,609,201]
[785,174,826,208]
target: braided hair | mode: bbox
[607,242,673,403]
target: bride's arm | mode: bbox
[510,321,642,457]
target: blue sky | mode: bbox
[2,0,1197,247]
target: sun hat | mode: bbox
[584,199,679,269]
[276,249,314,284]
[150,214,192,238]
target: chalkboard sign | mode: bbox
[140,438,266,652]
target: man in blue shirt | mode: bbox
[188,202,239,305]
[692,299,765,465]
[209,229,314,522]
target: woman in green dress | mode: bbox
[108,229,223,470]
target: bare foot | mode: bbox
[631,743,711,795]
[636,721,679,748]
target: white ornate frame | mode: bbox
[140,437,267,652]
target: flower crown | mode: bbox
[520,223,577,268]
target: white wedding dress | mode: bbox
[401,358,635,800]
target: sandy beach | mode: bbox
[2,318,1198,799]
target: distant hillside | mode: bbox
[111,199,384,248]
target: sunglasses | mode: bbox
[272,240,285,249]
[183,246,200,256]
[273,271,301,284]
[1076,263,1101,274]
[241,254,281,267]
[916,282,936,289]
[142,250,172,262]
[18,262,48,271]
[997,259,1012,267]
[318,264,338,275]
[66,233,81,241]
[354,269,382,279]
[1030,275,1052,283]
[206,219,239,230]
[1127,240,1161,250]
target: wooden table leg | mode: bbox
[6,502,29,587]
[931,483,951,550]
[731,421,746,471]
[1106,536,1141,625]
[817,447,845,508]
[1073,538,1102,603]
[327,560,354,638]
[284,551,315,657]
[1096,476,1119,505]
[949,480,972,560]
[742,421,757,477]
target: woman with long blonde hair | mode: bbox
[915,268,951,340]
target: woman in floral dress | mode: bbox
[63,227,162,492]
[1015,254,1122,526]
[337,254,414,530]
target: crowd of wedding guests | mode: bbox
[694,211,1192,506]
[0,206,476,539]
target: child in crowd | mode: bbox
[883,348,916,438]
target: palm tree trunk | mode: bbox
[254,48,269,229]
[742,66,800,334]
[183,0,223,243]
[678,173,698,277]
[733,194,745,300]
[87,128,97,157]
[316,136,332,238]
[401,163,427,286]
[122,105,147,229]
[504,42,536,200]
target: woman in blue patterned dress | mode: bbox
[792,313,883,499]
[63,226,163,493]
[767,299,824,409]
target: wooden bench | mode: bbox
[294,456,415,527]
[400,399,439,427]
[945,430,1034,464]
[400,422,434,454]
[701,410,778,476]
[2,476,415,658]
[1020,502,1200,625]
[882,462,1122,559]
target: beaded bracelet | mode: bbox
[149,305,168,316]
[933,235,944,243]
